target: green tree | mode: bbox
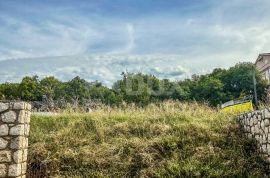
[18,76,41,101]
[40,76,62,100]
[65,76,90,107]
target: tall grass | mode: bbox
[28,101,267,177]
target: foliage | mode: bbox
[0,62,268,107]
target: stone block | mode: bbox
[17,110,25,123]
[13,150,23,163]
[265,108,270,118]
[24,138,28,149]
[262,134,267,144]
[22,149,27,162]
[24,112,30,124]
[265,118,270,127]
[254,125,260,134]
[267,143,270,153]
[25,103,32,111]
[10,125,25,136]
[261,121,265,130]
[24,124,30,136]
[0,138,8,150]
[1,111,17,123]
[21,162,27,174]
[0,125,9,136]
[8,164,22,177]
[13,102,25,110]
[10,137,24,149]
[0,103,8,113]
[0,151,11,162]
[0,164,6,177]
[262,144,267,153]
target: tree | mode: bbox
[221,63,268,103]
[65,76,90,107]
[40,76,62,100]
[18,76,41,101]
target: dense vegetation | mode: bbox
[0,62,267,107]
[28,102,268,177]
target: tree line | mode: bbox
[0,62,268,108]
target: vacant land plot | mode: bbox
[28,102,267,177]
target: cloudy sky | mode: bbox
[0,0,270,86]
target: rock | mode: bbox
[265,118,270,127]
[0,164,6,177]
[8,164,21,177]
[1,111,17,123]
[0,125,9,136]
[265,109,270,119]
[10,125,24,136]
[0,138,8,149]
[22,149,28,162]
[0,151,11,162]
[0,103,8,113]
[21,162,27,175]
[10,137,24,149]
[24,124,30,136]
[13,150,23,163]
[13,102,25,110]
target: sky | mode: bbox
[1,0,270,86]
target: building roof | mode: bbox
[255,53,270,64]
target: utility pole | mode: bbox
[253,70,258,107]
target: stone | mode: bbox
[21,162,27,174]
[255,135,260,141]
[8,164,22,177]
[261,144,266,153]
[262,134,267,144]
[254,125,260,134]
[22,149,28,162]
[25,103,32,111]
[267,144,270,153]
[251,126,255,133]
[10,125,24,136]
[0,125,9,136]
[24,138,28,149]
[17,111,25,123]
[0,103,8,113]
[247,133,253,139]
[261,120,265,128]
[0,164,6,177]
[265,118,270,127]
[10,137,24,149]
[24,112,30,124]
[258,114,262,121]
[0,151,11,162]
[0,138,8,149]
[13,150,23,163]
[13,102,25,110]
[24,124,30,136]
[1,111,17,123]
[265,108,270,118]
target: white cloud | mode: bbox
[1,0,270,84]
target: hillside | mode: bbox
[28,102,267,177]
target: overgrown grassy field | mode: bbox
[28,101,267,177]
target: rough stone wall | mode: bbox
[238,108,270,164]
[0,102,31,178]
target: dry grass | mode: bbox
[28,101,267,177]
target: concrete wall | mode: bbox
[0,102,31,178]
[238,108,270,164]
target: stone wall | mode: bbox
[238,108,270,164]
[0,102,31,178]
